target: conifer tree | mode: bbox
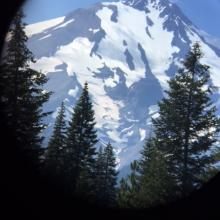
[94,143,118,206]
[64,82,98,198]
[117,160,141,208]
[102,142,118,206]
[94,146,106,203]
[117,177,130,208]
[45,101,66,176]
[0,10,51,167]
[152,43,220,196]
[138,138,175,207]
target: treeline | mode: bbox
[0,10,118,207]
[1,10,220,209]
[117,43,220,208]
[0,11,51,167]
[44,83,118,206]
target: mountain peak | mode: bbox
[124,0,170,7]
[26,0,220,173]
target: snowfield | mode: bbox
[25,16,65,37]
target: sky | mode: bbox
[23,0,220,38]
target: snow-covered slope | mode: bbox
[26,0,220,173]
[25,16,65,37]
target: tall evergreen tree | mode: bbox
[45,101,67,176]
[64,82,98,198]
[152,42,220,196]
[0,10,51,166]
[117,140,176,209]
[94,146,106,203]
[117,177,130,208]
[117,160,141,208]
[138,138,175,207]
[94,143,118,207]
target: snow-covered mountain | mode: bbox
[26,0,220,174]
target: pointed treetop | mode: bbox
[60,100,65,109]
[183,42,203,70]
[80,82,89,100]
[84,81,88,90]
